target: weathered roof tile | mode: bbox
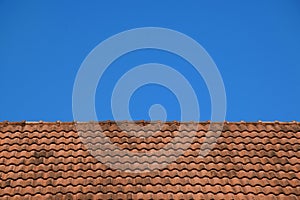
[0,121,299,199]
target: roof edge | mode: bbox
[0,120,300,125]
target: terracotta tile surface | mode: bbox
[0,121,299,199]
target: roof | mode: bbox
[0,121,299,200]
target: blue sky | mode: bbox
[0,1,300,122]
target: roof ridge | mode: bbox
[0,120,300,125]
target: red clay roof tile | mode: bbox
[0,121,299,199]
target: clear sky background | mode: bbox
[0,1,300,122]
